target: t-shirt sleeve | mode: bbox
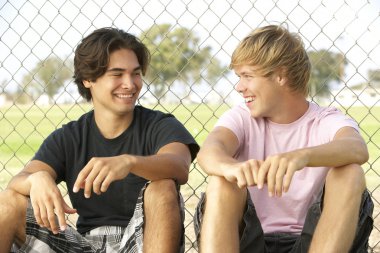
[317,106,360,141]
[214,105,246,146]
[150,116,200,162]
[33,128,66,183]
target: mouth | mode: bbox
[114,93,134,99]
[244,96,255,103]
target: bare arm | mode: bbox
[73,142,192,198]
[6,160,57,196]
[6,160,76,234]
[300,126,368,167]
[258,126,369,196]
[197,127,262,188]
[197,126,240,176]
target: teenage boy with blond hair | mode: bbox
[195,25,373,253]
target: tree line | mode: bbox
[2,24,379,104]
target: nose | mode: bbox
[235,79,245,93]
[121,75,134,89]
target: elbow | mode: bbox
[176,167,188,185]
[177,175,188,185]
[357,149,369,165]
[355,143,369,165]
[196,149,207,170]
[176,160,190,185]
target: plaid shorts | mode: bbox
[12,181,185,253]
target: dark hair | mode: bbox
[73,27,151,101]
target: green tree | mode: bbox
[22,57,72,103]
[140,24,226,99]
[368,69,380,86]
[308,50,346,98]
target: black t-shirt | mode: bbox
[33,106,199,234]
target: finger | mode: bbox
[93,170,108,195]
[63,201,77,214]
[100,174,113,193]
[257,161,270,190]
[275,163,287,197]
[283,166,296,192]
[38,202,50,229]
[73,159,93,193]
[243,164,255,186]
[31,200,43,227]
[54,198,68,232]
[267,160,279,197]
[47,202,59,234]
[250,160,260,185]
[236,170,247,188]
[84,162,103,198]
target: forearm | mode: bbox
[304,138,368,168]
[128,153,190,184]
[6,161,57,197]
[6,172,32,196]
[197,146,238,177]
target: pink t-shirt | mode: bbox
[215,102,359,234]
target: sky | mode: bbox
[0,0,379,103]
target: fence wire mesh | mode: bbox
[1,0,379,252]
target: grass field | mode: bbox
[1,102,379,251]
[1,102,379,190]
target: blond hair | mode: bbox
[230,25,311,96]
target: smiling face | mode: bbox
[234,64,285,120]
[83,48,142,118]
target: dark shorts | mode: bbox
[12,181,185,253]
[194,189,374,253]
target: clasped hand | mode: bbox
[223,150,308,197]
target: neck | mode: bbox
[93,110,134,139]
[269,95,309,124]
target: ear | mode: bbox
[83,80,92,88]
[276,68,288,87]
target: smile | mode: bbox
[245,97,255,103]
[115,94,134,98]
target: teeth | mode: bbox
[245,97,254,103]
[116,94,133,98]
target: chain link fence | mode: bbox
[1,0,379,251]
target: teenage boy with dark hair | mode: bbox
[0,27,199,253]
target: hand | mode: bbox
[223,159,263,188]
[28,171,77,234]
[257,150,309,197]
[73,155,133,198]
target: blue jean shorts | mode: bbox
[194,189,373,253]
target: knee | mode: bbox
[206,176,244,196]
[205,176,246,207]
[0,189,27,221]
[326,164,366,198]
[144,179,179,208]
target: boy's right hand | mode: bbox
[222,159,263,188]
[28,171,76,234]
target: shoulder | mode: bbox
[217,103,261,127]
[134,106,173,120]
[56,110,93,138]
[134,106,178,127]
[62,110,93,129]
[306,103,356,126]
[307,102,345,118]
[304,102,359,137]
